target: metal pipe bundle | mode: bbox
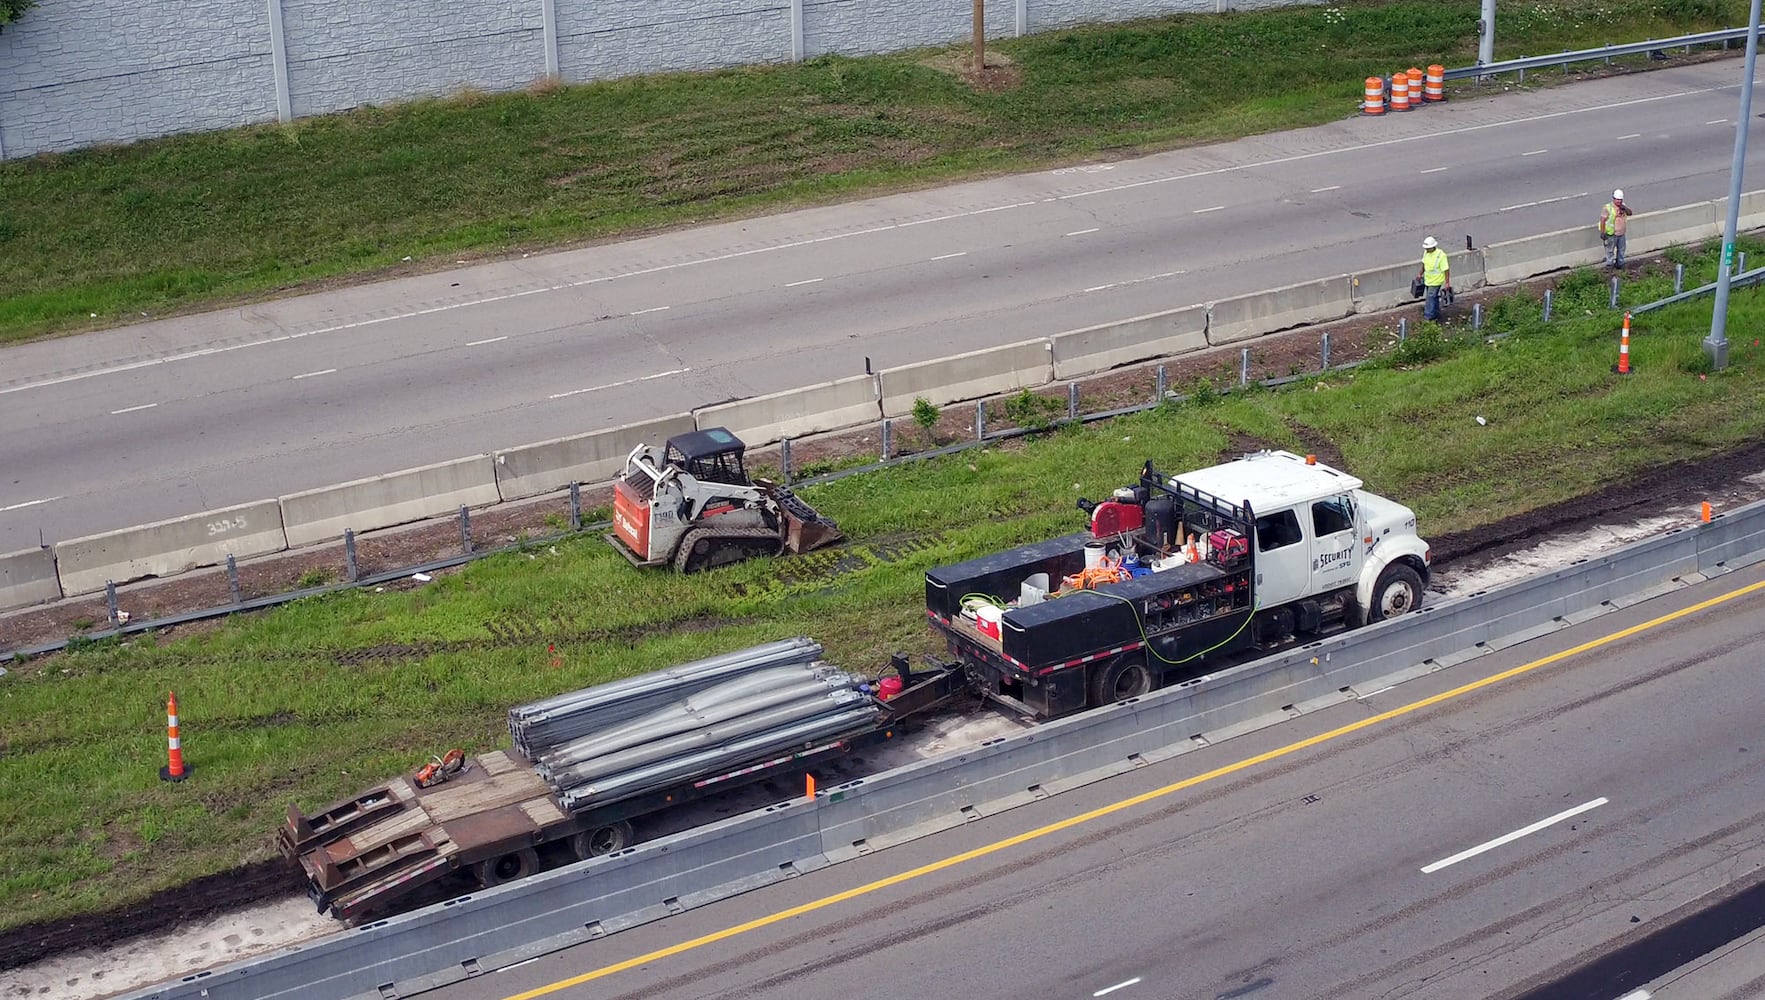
[508,637,824,756]
[534,665,861,776]
[556,702,881,812]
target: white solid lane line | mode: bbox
[1093,978,1142,997]
[548,367,691,400]
[0,82,1736,402]
[1500,191,1588,212]
[1065,228,1101,237]
[291,368,337,380]
[784,277,823,287]
[630,306,670,316]
[0,496,63,513]
[929,251,968,261]
[1421,797,1608,874]
[466,336,508,346]
[110,402,159,415]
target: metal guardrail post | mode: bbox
[1543,288,1554,321]
[459,505,472,554]
[881,418,893,460]
[1155,365,1167,402]
[1067,382,1079,419]
[1741,251,1749,276]
[569,483,582,531]
[1321,332,1331,370]
[780,438,794,485]
[1398,317,1408,342]
[227,554,241,605]
[1239,348,1250,385]
[1676,264,1685,293]
[345,529,359,582]
[106,581,119,625]
[1610,277,1620,309]
[1473,302,1484,331]
[975,401,985,440]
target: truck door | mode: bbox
[1308,494,1361,595]
[1252,507,1309,608]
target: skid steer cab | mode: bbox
[607,427,844,573]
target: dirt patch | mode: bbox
[0,859,304,972]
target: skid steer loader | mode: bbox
[607,427,844,573]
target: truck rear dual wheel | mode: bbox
[1090,657,1154,707]
[570,821,635,860]
[475,847,539,888]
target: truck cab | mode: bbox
[1173,450,1430,634]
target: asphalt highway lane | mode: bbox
[442,566,1765,1000]
[3,60,1760,549]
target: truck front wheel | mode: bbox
[475,847,539,887]
[1368,564,1424,622]
[1090,657,1154,706]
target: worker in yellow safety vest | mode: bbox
[1417,236,1451,321]
[1599,189,1633,269]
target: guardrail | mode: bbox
[1631,264,1765,315]
[113,497,1765,1000]
[7,189,1765,627]
[1444,27,1756,82]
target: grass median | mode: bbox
[2,238,1763,933]
[0,0,1748,344]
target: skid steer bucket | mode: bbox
[774,489,843,554]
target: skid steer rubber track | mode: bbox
[673,524,786,573]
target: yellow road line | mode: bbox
[504,576,1765,999]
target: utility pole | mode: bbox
[1707,0,1762,371]
[1478,0,1496,68]
[973,0,985,73]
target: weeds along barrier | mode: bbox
[6,194,1765,639]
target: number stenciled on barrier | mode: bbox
[206,516,248,537]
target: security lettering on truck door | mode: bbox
[1308,495,1361,593]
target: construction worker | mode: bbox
[1599,189,1633,268]
[1417,236,1451,322]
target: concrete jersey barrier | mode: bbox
[878,339,1053,418]
[1481,224,1604,285]
[0,547,62,611]
[1206,275,1353,345]
[1350,250,1484,314]
[1050,304,1208,379]
[1624,200,1720,257]
[279,455,500,548]
[693,375,882,449]
[52,501,287,597]
[493,415,696,502]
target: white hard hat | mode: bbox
[1613,188,1624,200]
[1422,236,1439,249]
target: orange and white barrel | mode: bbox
[1424,64,1446,102]
[1362,76,1385,115]
[1389,72,1412,112]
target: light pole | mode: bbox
[1478,0,1496,68]
[1707,0,1763,371]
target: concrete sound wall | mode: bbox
[279,456,501,548]
[693,376,882,448]
[0,548,63,609]
[53,501,288,596]
[1206,275,1353,346]
[878,340,1054,417]
[493,416,696,502]
[1050,304,1208,379]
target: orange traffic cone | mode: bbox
[1702,501,1713,523]
[159,691,189,782]
[805,773,817,801]
[1614,313,1632,375]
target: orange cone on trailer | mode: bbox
[159,691,189,782]
[1390,72,1412,111]
[1614,312,1633,374]
[1362,76,1385,115]
[1424,65,1446,102]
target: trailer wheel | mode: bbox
[570,821,634,860]
[1090,656,1154,706]
[1368,564,1424,622]
[475,847,539,887]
